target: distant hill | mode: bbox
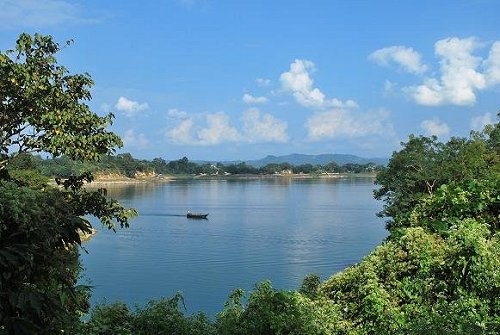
[226,154,388,167]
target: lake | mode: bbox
[80,177,387,316]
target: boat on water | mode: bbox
[186,211,208,219]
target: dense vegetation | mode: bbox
[0,33,136,334]
[1,33,498,334]
[9,153,382,178]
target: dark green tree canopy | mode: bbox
[0,33,121,169]
[374,117,499,232]
[0,33,135,334]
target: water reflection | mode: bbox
[81,178,387,316]
[90,182,159,198]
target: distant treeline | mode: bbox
[8,153,383,178]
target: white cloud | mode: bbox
[197,112,241,145]
[420,118,450,137]
[241,108,288,143]
[165,109,289,145]
[484,41,500,86]
[471,112,494,131]
[375,37,500,106]
[115,96,149,117]
[242,93,268,104]
[166,119,195,145]
[122,129,149,149]
[0,0,88,29]
[305,108,392,140]
[165,108,194,144]
[280,59,357,109]
[167,108,188,119]
[409,37,486,106]
[405,78,444,106]
[369,45,428,74]
[166,112,240,145]
[383,80,399,97]
[256,78,271,87]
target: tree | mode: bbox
[166,156,198,174]
[216,281,341,335]
[374,121,497,233]
[320,221,499,334]
[151,157,168,174]
[293,163,314,174]
[82,294,216,335]
[115,153,140,177]
[259,163,281,174]
[224,162,258,175]
[0,34,136,334]
[407,178,500,234]
[0,33,121,170]
[323,162,340,173]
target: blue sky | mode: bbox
[1,0,499,161]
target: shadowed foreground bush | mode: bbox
[81,294,216,335]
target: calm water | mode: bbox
[80,177,387,316]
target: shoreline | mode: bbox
[192,172,375,180]
[86,175,173,185]
[84,172,377,185]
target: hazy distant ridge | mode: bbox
[219,154,388,167]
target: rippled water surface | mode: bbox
[81,177,387,315]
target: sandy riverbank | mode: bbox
[87,173,173,185]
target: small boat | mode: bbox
[186,211,208,219]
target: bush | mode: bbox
[217,281,341,335]
[82,294,215,335]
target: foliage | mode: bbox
[216,281,342,335]
[374,120,498,231]
[320,221,499,334]
[82,294,216,335]
[322,115,499,332]
[0,33,122,169]
[37,155,98,178]
[0,175,136,333]
[7,153,49,189]
[259,162,292,174]
[7,153,42,170]
[28,153,382,178]
[7,169,49,190]
[0,181,91,334]
[132,294,216,335]
[82,302,133,335]
[299,273,321,299]
[407,179,500,234]
[83,282,342,335]
[0,33,136,334]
